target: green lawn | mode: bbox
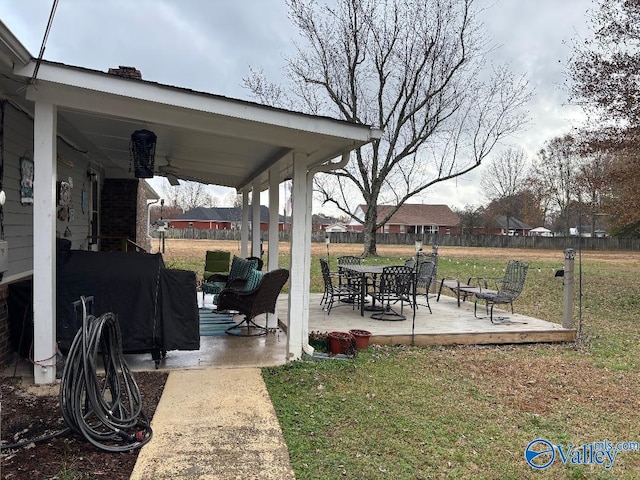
[260,248,640,479]
[162,240,640,477]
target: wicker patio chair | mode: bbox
[216,268,289,336]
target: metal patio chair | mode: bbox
[413,260,435,313]
[319,258,361,314]
[474,260,529,323]
[370,265,414,321]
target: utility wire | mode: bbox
[31,0,60,84]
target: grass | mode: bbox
[161,240,640,477]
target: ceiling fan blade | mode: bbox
[166,174,180,186]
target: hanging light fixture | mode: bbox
[129,129,157,178]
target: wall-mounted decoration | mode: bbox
[20,156,34,205]
[81,187,88,214]
[57,206,68,221]
[58,180,71,206]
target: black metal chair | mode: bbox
[474,260,529,323]
[413,260,435,313]
[216,268,289,336]
[370,265,414,321]
[336,255,364,304]
[319,258,360,314]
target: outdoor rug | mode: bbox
[199,308,239,336]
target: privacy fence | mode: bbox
[157,229,640,251]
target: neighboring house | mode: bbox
[325,223,348,233]
[311,213,339,232]
[348,204,461,235]
[170,206,285,231]
[485,215,532,236]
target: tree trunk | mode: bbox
[362,206,378,256]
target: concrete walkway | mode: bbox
[130,368,295,480]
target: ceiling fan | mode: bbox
[156,157,181,186]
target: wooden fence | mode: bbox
[157,228,640,251]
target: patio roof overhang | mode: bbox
[13,60,381,191]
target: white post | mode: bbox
[33,101,57,384]
[562,248,575,329]
[251,183,261,258]
[287,153,311,360]
[268,166,280,271]
[241,190,249,257]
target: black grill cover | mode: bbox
[56,251,198,354]
[160,269,200,351]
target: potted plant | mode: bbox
[309,331,329,353]
[349,329,372,350]
[328,331,355,355]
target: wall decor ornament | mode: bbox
[20,156,34,205]
[58,181,71,205]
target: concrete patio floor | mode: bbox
[122,291,575,371]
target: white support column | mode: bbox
[252,183,261,258]
[33,102,57,384]
[241,190,249,257]
[301,167,316,355]
[287,153,311,360]
[268,166,280,271]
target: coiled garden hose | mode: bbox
[59,297,153,452]
[1,297,153,453]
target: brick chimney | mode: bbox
[107,66,142,80]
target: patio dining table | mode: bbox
[342,264,415,317]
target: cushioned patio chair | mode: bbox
[216,268,289,336]
[203,250,231,282]
[202,255,259,304]
[474,260,529,323]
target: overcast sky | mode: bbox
[0,0,593,212]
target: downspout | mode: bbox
[300,152,351,356]
[147,199,160,241]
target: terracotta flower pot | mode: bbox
[328,331,354,355]
[349,329,372,350]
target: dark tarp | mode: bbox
[56,250,199,355]
[160,269,200,351]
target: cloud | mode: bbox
[0,0,593,212]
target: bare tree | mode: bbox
[161,179,215,210]
[456,204,485,235]
[481,147,529,234]
[245,0,530,255]
[529,135,580,236]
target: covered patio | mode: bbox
[8,51,381,383]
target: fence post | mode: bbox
[562,248,575,329]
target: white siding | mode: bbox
[1,102,97,282]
